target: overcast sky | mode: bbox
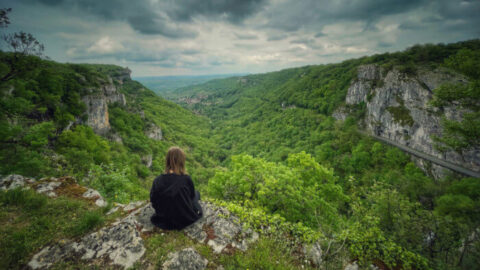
[1,0,479,76]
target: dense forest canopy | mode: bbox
[1,36,479,269]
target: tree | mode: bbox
[0,8,11,28]
[3,32,44,57]
[0,8,45,82]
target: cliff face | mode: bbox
[339,64,478,177]
[81,72,128,135]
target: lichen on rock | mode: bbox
[162,248,208,270]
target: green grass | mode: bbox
[217,238,311,270]
[142,228,316,270]
[0,189,107,270]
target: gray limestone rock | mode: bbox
[145,124,162,141]
[184,201,259,253]
[28,199,260,269]
[82,188,107,207]
[342,64,479,176]
[81,77,127,135]
[28,220,145,269]
[0,174,35,190]
[28,203,148,269]
[344,262,359,270]
[162,248,208,270]
[141,154,153,168]
[357,64,381,80]
[302,242,323,266]
[36,181,62,197]
[82,95,110,135]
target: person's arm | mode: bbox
[150,177,158,202]
[186,175,196,199]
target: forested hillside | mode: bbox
[0,51,221,200]
[1,40,479,270]
[169,40,480,269]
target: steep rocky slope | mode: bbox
[335,64,478,177]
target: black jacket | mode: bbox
[150,173,203,230]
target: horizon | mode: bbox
[1,0,479,77]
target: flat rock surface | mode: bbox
[162,248,208,270]
[184,201,259,253]
[28,202,149,269]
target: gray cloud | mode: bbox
[234,32,259,40]
[126,15,197,38]
[22,0,265,38]
[267,33,287,41]
[263,0,427,32]
[3,0,478,76]
[166,0,267,24]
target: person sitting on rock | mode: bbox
[150,146,203,230]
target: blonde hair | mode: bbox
[165,146,186,175]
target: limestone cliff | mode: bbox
[337,64,479,177]
[81,74,127,135]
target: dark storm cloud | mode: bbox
[264,0,426,31]
[126,15,197,38]
[22,0,265,37]
[166,0,267,24]
[5,0,479,76]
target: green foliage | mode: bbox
[208,153,348,230]
[430,49,480,153]
[69,210,105,237]
[210,198,323,243]
[1,40,480,269]
[386,104,414,127]
[85,164,148,203]
[218,238,306,270]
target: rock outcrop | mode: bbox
[162,248,208,270]
[111,67,131,84]
[24,196,260,269]
[1,174,324,269]
[145,123,163,141]
[82,76,127,135]
[339,64,479,177]
[184,201,259,253]
[0,174,106,207]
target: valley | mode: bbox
[1,40,479,269]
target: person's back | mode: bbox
[150,173,202,229]
[150,147,202,230]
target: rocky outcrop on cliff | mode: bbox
[26,199,261,269]
[338,64,478,177]
[145,123,162,140]
[1,173,326,269]
[82,76,127,135]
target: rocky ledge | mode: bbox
[1,174,324,269]
[0,174,106,207]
